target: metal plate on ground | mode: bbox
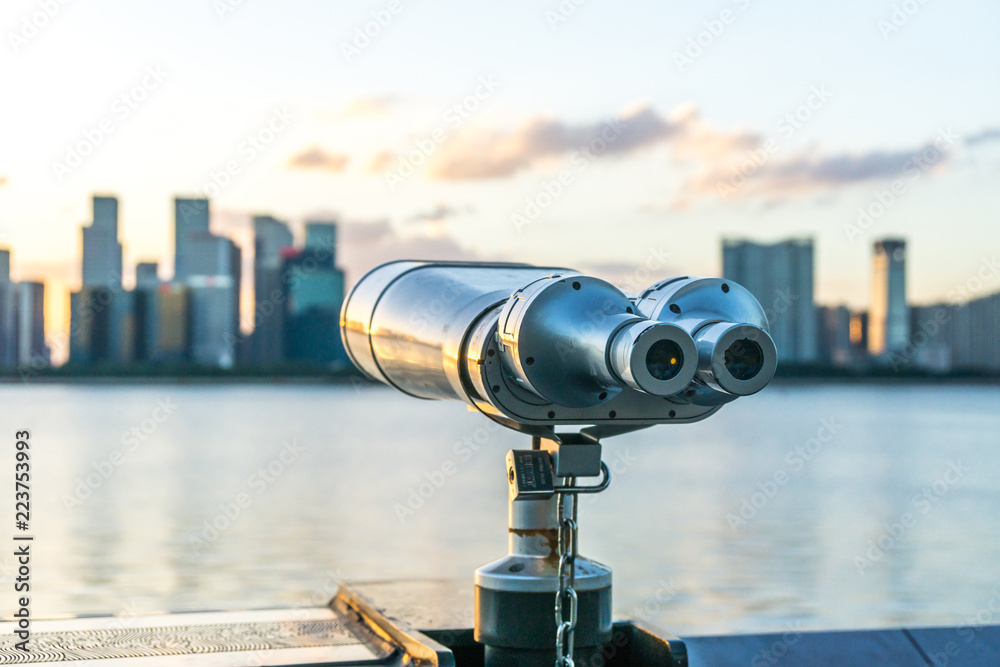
[0,608,393,665]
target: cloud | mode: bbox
[406,204,461,224]
[689,140,952,200]
[328,101,985,205]
[287,146,350,172]
[336,96,397,119]
[427,103,683,180]
[312,96,398,121]
[966,127,1000,146]
[365,151,395,173]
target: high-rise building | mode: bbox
[82,195,123,289]
[174,197,210,281]
[281,240,346,365]
[187,275,237,368]
[722,238,817,363]
[304,221,337,253]
[185,232,242,364]
[252,215,293,365]
[869,239,909,357]
[16,282,48,366]
[905,303,953,372]
[0,249,49,370]
[136,262,160,289]
[950,292,1000,372]
[134,282,193,364]
[817,305,852,367]
[0,253,15,367]
[134,263,161,362]
[73,195,129,364]
[849,311,868,353]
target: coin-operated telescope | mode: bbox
[341,261,777,666]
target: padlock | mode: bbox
[506,450,554,501]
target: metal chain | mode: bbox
[554,479,579,666]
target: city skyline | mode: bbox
[2,190,998,369]
[2,1,999,341]
[4,188,999,361]
[52,193,346,369]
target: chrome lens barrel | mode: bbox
[608,320,698,398]
[637,277,778,404]
[340,261,570,400]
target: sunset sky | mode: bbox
[1,0,998,353]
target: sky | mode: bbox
[1,0,998,353]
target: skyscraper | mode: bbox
[81,195,123,288]
[722,238,817,363]
[73,195,127,363]
[252,215,293,365]
[304,221,337,253]
[869,239,909,356]
[16,282,48,366]
[135,282,191,364]
[817,305,852,366]
[174,197,210,281]
[0,250,15,367]
[136,262,160,289]
[188,275,237,368]
[281,233,346,365]
[184,232,242,367]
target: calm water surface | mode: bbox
[1,382,998,636]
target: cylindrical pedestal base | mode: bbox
[484,644,607,667]
[476,585,612,666]
[474,495,612,666]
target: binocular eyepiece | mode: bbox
[341,261,776,432]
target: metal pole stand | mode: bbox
[475,434,613,666]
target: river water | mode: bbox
[1,382,998,636]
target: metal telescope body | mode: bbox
[340,260,777,666]
[340,260,776,436]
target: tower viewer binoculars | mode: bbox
[341,261,777,434]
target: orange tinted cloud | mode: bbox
[365,151,395,173]
[427,104,683,180]
[287,146,350,172]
